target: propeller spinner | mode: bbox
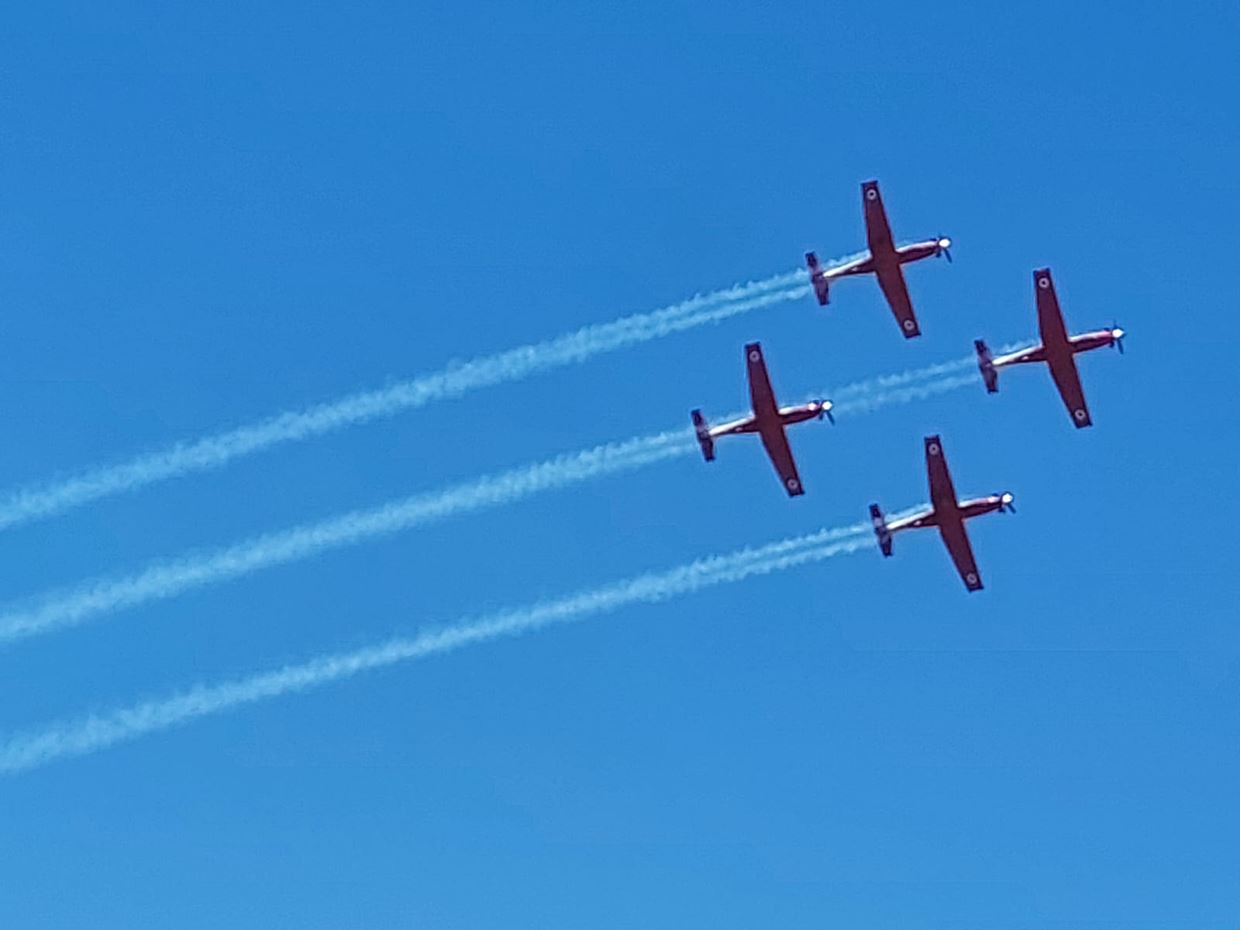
[935,236,953,263]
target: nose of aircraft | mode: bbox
[938,237,952,250]
[1112,327,1125,340]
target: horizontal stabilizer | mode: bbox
[690,409,715,462]
[805,251,829,305]
[975,339,998,393]
[869,503,893,557]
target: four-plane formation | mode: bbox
[693,179,1124,591]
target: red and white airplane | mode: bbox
[870,435,1014,592]
[691,342,833,497]
[975,268,1124,428]
[805,179,952,339]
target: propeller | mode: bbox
[1110,321,1126,354]
[818,400,835,425]
[998,492,1016,514]
[935,236,953,263]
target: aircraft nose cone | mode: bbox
[1112,327,1125,340]
[938,237,952,249]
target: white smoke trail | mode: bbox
[828,356,975,399]
[824,340,1036,402]
[0,429,697,645]
[0,522,880,775]
[0,268,823,533]
[832,373,980,416]
[0,360,994,647]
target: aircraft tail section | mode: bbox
[869,503,893,557]
[805,252,829,305]
[975,339,999,393]
[690,409,716,462]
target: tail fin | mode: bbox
[805,251,829,306]
[869,503,893,557]
[974,339,998,393]
[691,409,716,462]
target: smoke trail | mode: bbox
[0,361,991,647]
[0,429,697,646]
[824,340,1035,403]
[832,373,980,416]
[0,268,826,533]
[828,355,975,399]
[0,522,879,775]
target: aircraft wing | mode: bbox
[745,343,803,494]
[745,342,779,417]
[1034,268,1070,349]
[938,516,984,591]
[1033,270,1092,426]
[759,423,804,497]
[924,435,959,513]
[875,262,921,338]
[1047,351,1093,428]
[862,180,896,255]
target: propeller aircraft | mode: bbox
[870,435,1014,592]
[691,343,832,497]
[975,268,1124,428]
[805,179,952,338]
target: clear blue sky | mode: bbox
[1,2,1237,926]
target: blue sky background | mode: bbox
[2,1,1238,926]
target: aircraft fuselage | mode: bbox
[713,401,827,437]
[825,238,942,282]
